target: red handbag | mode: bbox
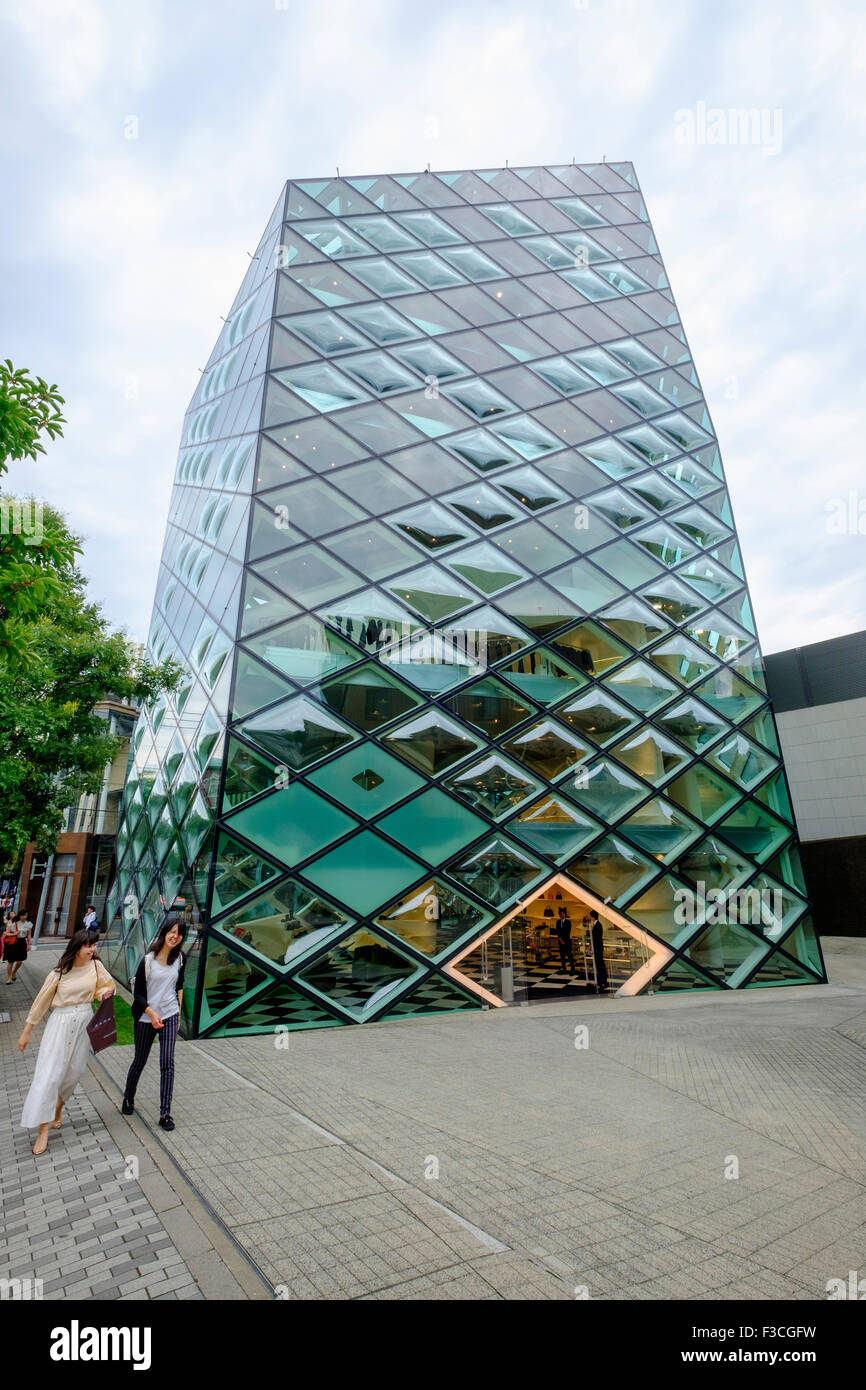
[86,994,117,1053]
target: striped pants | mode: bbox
[123,1014,179,1117]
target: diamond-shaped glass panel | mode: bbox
[507,795,602,862]
[445,540,529,595]
[567,756,647,820]
[566,835,657,905]
[213,881,347,974]
[443,754,541,818]
[503,719,591,781]
[609,726,692,785]
[556,688,639,747]
[375,880,490,961]
[306,742,425,817]
[243,615,360,685]
[383,710,480,776]
[318,663,422,731]
[210,831,282,917]
[224,782,356,868]
[378,788,488,864]
[446,836,547,909]
[297,929,424,1020]
[386,564,477,621]
[238,695,357,771]
[444,675,537,738]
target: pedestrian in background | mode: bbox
[121,918,187,1132]
[17,930,115,1155]
[3,912,31,984]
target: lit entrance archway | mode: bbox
[444,873,673,1007]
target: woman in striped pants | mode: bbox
[121,918,186,1131]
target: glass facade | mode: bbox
[104,164,825,1036]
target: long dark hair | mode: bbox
[57,929,100,976]
[149,917,187,966]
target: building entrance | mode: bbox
[445,874,673,1007]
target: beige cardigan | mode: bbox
[26,959,113,1026]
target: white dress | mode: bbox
[20,961,109,1128]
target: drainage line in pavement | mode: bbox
[191,1041,512,1258]
[93,1053,276,1300]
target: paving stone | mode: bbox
[0,952,204,1304]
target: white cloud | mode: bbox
[2,0,864,655]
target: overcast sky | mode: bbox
[2,0,864,654]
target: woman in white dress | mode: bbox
[17,930,115,1155]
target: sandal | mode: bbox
[32,1138,49,1156]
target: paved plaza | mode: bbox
[2,940,865,1300]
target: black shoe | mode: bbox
[121,1097,134,1116]
[158,1115,175,1131]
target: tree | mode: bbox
[0,577,178,864]
[0,364,77,664]
[0,360,66,470]
[0,364,178,862]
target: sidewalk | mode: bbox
[0,950,267,1301]
[94,936,866,1301]
[4,940,866,1300]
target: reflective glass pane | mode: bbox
[297,928,423,1020]
[566,835,657,904]
[567,756,647,819]
[239,695,357,770]
[225,782,356,868]
[386,563,476,621]
[378,787,489,864]
[222,736,279,811]
[243,614,361,684]
[318,663,422,731]
[306,741,425,817]
[446,836,546,908]
[215,884,350,973]
[375,880,490,959]
[610,725,691,784]
[383,709,481,775]
[445,675,537,737]
[503,718,591,780]
[508,795,602,862]
[299,833,425,917]
[288,310,370,356]
[602,659,679,714]
[443,754,541,817]
[497,650,587,706]
[619,797,701,863]
[210,831,282,917]
[446,539,529,595]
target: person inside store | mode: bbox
[589,910,608,993]
[555,906,575,975]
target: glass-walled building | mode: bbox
[103,163,825,1036]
